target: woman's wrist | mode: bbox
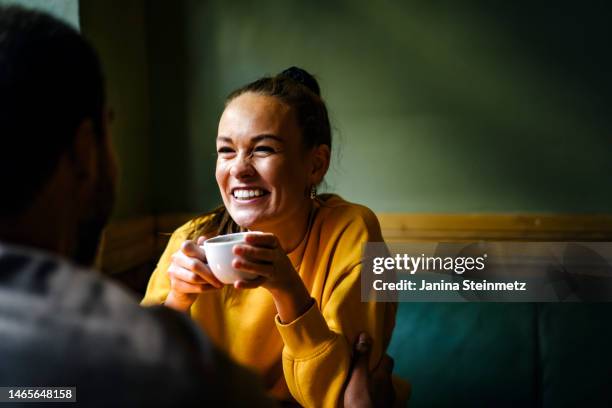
[269,278,313,324]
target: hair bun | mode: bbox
[279,66,321,96]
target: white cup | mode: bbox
[203,232,258,285]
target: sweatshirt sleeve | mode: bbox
[141,223,192,306]
[275,209,397,407]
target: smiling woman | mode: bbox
[141,67,405,406]
[215,90,327,253]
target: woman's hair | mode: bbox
[188,67,332,239]
[226,67,332,150]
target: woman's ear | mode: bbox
[310,144,331,185]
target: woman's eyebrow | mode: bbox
[216,135,283,144]
[216,136,232,143]
[252,134,284,143]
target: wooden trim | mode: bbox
[98,216,155,274]
[155,213,195,234]
[154,213,196,253]
[377,213,612,242]
[99,212,612,274]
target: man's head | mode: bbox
[0,5,117,265]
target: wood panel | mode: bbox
[378,213,612,242]
[98,216,155,275]
[154,213,196,254]
[99,213,612,275]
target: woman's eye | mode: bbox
[217,147,234,154]
[254,146,275,154]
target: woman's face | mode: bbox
[216,92,317,231]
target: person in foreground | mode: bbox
[142,68,410,406]
[0,5,399,407]
[0,5,275,406]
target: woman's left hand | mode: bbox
[232,232,313,323]
[231,232,298,291]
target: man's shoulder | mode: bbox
[0,244,188,360]
[0,244,229,404]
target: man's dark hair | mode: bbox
[0,5,105,215]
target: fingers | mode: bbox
[172,248,223,288]
[233,244,276,263]
[171,279,215,293]
[352,332,373,379]
[351,333,373,389]
[181,240,207,261]
[168,264,215,293]
[168,263,204,284]
[232,257,274,278]
[233,276,266,290]
[355,332,373,360]
[232,237,283,282]
[345,332,373,408]
[172,250,202,271]
[245,232,279,249]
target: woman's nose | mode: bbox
[229,153,255,179]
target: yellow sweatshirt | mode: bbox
[142,195,397,407]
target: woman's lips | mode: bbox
[231,194,269,205]
[230,188,270,204]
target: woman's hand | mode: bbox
[165,237,224,312]
[231,233,297,291]
[232,233,312,323]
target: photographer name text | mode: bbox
[370,254,527,292]
[373,279,527,291]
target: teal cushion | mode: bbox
[539,303,612,408]
[388,303,536,407]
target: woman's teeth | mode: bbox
[233,189,266,200]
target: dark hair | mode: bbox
[0,5,105,216]
[189,67,332,239]
[226,66,332,151]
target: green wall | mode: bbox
[145,0,612,214]
[0,0,79,28]
[80,0,152,219]
[82,0,612,216]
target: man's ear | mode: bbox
[68,119,98,183]
[310,144,331,185]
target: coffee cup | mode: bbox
[203,232,259,284]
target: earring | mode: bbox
[310,185,317,199]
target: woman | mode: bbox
[142,67,399,407]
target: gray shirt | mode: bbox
[0,243,274,407]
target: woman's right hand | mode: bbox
[164,236,224,312]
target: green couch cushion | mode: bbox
[388,303,536,407]
[539,303,612,408]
